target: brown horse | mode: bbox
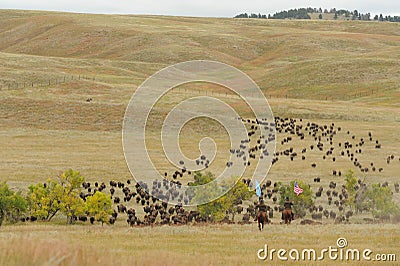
[257,211,268,231]
[282,209,292,225]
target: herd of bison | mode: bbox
[23,116,400,226]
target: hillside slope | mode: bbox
[0,10,399,182]
[0,10,399,102]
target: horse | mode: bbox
[257,211,268,231]
[282,209,292,225]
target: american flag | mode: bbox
[294,182,303,196]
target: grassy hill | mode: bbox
[0,9,399,183]
[0,10,399,265]
[0,10,399,101]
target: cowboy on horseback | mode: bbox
[256,198,268,230]
[282,196,295,220]
[257,199,268,219]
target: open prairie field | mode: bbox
[0,223,399,265]
[0,9,399,265]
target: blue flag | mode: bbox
[256,180,262,197]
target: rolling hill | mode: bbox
[0,9,399,182]
[0,9,399,102]
[0,10,399,266]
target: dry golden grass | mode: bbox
[0,10,399,100]
[0,223,399,265]
[0,9,399,265]
[0,11,400,193]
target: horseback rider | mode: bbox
[282,196,295,220]
[256,198,268,221]
[258,199,267,213]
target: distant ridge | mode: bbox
[234,7,400,22]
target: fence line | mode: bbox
[0,75,96,91]
[173,87,386,101]
[0,77,389,101]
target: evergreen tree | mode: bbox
[353,10,359,17]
